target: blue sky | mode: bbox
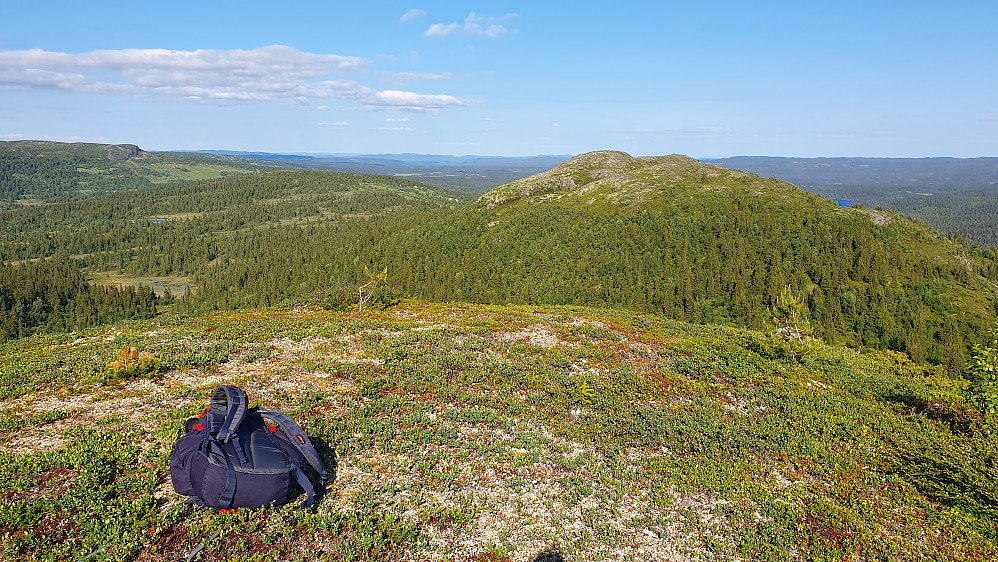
[0,1,995,157]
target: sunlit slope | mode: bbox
[380,151,998,367]
[0,302,994,560]
[0,169,459,337]
[0,140,291,204]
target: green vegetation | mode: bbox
[379,153,997,373]
[0,140,289,206]
[701,156,998,249]
[0,260,157,342]
[0,302,996,560]
[885,189,998,248]
[2,151,995,375]
[3,146,998,559]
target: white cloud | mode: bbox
[1,133,25,140]
[400,9,426,23]
[377,126,414,132]
[320,121,350,126]
[425,23,460,37]
[0,45,466,113]
[392,71,451,81]
[464,12,507,37]
[427,12,516,38]
[387,117,411,122]
[316,105,329,111]
[364,90,464,113]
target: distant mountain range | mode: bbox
[197,150,573,194]
[198,150,571,167]
[197,150,998,200]
[702,156,998,200]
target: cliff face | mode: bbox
[106,143,143,161]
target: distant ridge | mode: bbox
[702,156,998,197]
[197,150,571,168]
[196,150,572,195]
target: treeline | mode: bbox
[0,140,288,206]
[152,176,997,372]
[885,189,998,248]
[0,143,150,203]
[372,197,997,371]
[0,261,157,342]
[1,166,996,373]
[0,170,454,267]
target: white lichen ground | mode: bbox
[0,306,762,561]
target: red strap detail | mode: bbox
[193,423,204,431]
[200,407,210,418]
[268,425,279,432]
[219,508,238,513]
[296,434,306,445]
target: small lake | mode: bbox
[833,199,862,207]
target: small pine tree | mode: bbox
[358,265,387,313]
[969,321,998,428]
[771,285,812,358]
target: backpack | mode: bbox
[169,385,330,509]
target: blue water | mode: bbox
[833,199,861,207]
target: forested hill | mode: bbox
[883,188,998,248]
[0,140,292,205]
[699,156,998,247]
[2,151,996,373]
[376,151,998,371]
[0,170,458,340]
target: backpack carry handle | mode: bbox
[210,386,249,443]
[260,409,330,484]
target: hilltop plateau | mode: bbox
[0,141,294,205]
[1,301,996,560]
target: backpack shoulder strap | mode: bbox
[210,385,249,443]
[259,410,329,484]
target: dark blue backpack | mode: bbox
[170,385,330,509]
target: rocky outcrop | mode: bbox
[477,150,712,208]
[107,144,144,162]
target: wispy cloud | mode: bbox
[425,23,461,37]
[1,133,25,140]
[392,71,451,81]
[0,45,466,113]
[387,117,411,122]
[464,12,510,38]
[377,126,414,132]
[319,121,350,126]
[400,9,426,23]
[426,12,517,38]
